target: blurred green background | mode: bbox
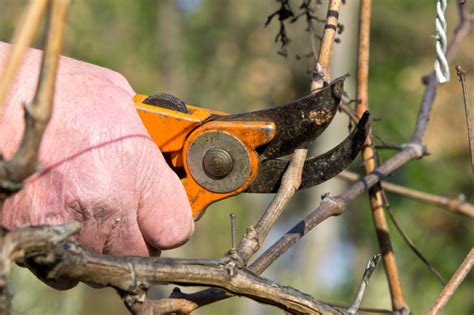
[1,1,472,314]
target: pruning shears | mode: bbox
[134,77,370,220]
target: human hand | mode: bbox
[0,42,194,260]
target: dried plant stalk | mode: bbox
[0,0,49,115]
[354,0,409,310]
[427,248,473,315]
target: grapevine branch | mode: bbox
[0,0,49,116]
[427,248,473,315]
[3,223,343,315]
[143,1,344,312]
[455,65,474,172]
[0,0,70,204]
[246,0,472,299]
[338,170,474,218]
[0,1,472,315]
[354,0,408,311]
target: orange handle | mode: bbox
[181,120,275,219]
[134,95,275,220]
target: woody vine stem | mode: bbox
[0,1,473,315]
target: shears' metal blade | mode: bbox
[246,111,370,193]
[215,77,345,159]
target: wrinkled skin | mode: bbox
[0,42,194,260]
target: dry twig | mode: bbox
[0,0,71,204]
[339,102,360,125]
[338,170,474,218]
[235,0,341,266]
[347,254,382,315]
[237,0,342,270]
[353,0,408,311]
[141,1,344,312]
[0,0,49,115]
[427,248,473,315]
[0,2,472,315]
[164,3,472,312]
[381,191,446,286]
[0,0,71,312]
[412,2,473,145]
[455,65,474,173]
[246,0,472,296]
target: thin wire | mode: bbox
[434,0,450,83]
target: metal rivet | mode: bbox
[202,148,234,179]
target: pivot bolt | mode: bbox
[202,148,234,179]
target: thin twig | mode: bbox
[374,144,404,151]
[0,0,49,115]
[304,0,321,66]
[167,3,473,312]
[0,1,70,311]
[455,65,474,173]
[237,0,342,264]
[229,213,236,251]
[324,303,393,314]
[1,3,471,315]
[338,170,474,218]
[354,0,408,311]
[381,191,446,285]
[339,102,359,124]
[0,0,71,199]
[248,0,472,286]
[347,254,382,314]
[427,248,473,315]
[373,134,406,151]
[237,149,306,260]
[412,2,473,144]
[312,0,342,91]
[156,1,344,312]
[264,0,294,57]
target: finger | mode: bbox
[137,147,194,250]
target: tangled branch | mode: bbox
[0,1,472,314]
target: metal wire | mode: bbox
[434,0,450,83]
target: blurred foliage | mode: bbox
[1,0,473,314]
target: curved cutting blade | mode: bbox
[247,111,370,193]
[216,77,345,159]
